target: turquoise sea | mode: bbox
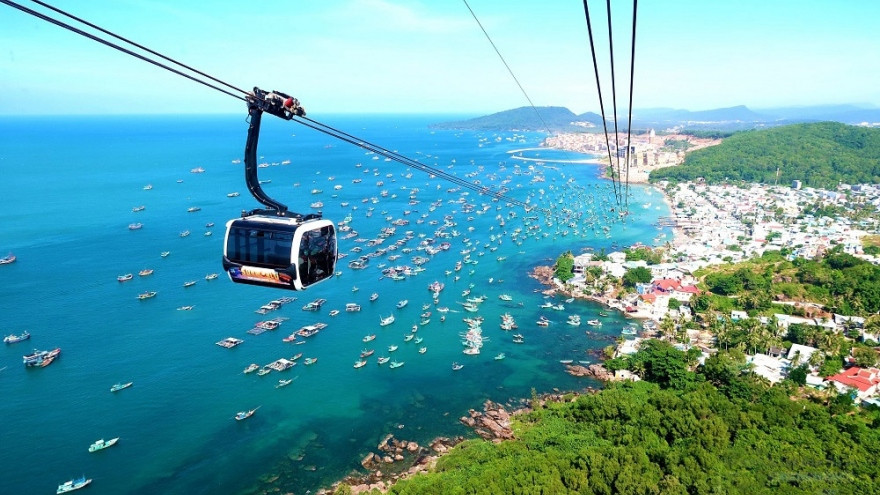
[0,114,671,494]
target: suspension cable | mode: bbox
[624,0,638,211]
[2,0,246,102]
[581,0,620,205]
[29,0,250,97]
[605,0,623,204]
[3,0,546,213]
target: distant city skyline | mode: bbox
[1,0,878,115]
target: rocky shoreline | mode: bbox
[322,390,611,494]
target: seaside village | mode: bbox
[545,132,880,406]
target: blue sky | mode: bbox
[2,0,879,115]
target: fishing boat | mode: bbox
[88,437,119,452]
[128,222,143,230]
[452,362,464,371]
[559,359,574,364]
[205,273,219,280]
[377,356,390,365]
[370,292,379,302]
[380,314,395,326]
[137,291,157,299]
[243,363,259,374]
[388,345,398,352]
[23,348,61,366]
[498,294,512,301]
[396,299,409,309]
[567,315,581,326]
[276,378,294,388]
[138,268,153,276]
[183,280,197,287]
[389,361,405,369]
[353,360,367,369]
[160,251,171,257]
[57,476,92,493]
[303,357,318,365]
[179,230,190,237]
[117,273,133,282]
[363,334,376,342]
[345,303,361,312]
[291,353,303,361]
[360,349,375,358]
[586,319,602,326]
[598,311,609,317]
[404,334,414,342]
[235,406,259,421]
[418,346,427,354]
[256,367,271,376]
[495,353,506,360]
[110,382,133,392]
[3,330,30,344]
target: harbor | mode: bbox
[0,114,669,494]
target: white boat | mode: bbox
[89,437,119,452]
[396,299,409,309]
[57,476,92,493]
[380,314,395,326]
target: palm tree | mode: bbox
[808,349,825,368]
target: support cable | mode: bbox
[624,0,638,210]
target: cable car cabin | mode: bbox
[223,215,337,291]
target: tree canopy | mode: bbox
[649,122,880,188]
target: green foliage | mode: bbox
[649,122,880,188]
[852,346,879,368]
[787,364,808,386]
[624,247,663,265]
[554,252,574,283]
[388,375,880,494]
[819,356,844,377]
[622,266,653,287]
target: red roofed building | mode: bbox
[826,367,880,399]
[653,279,682,292]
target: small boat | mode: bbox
[4,330,30,344]
[187,206,201,212]
[160,251,171,258]
[205,222,215,228]
[235,406,259,421]
[227,191,240,197]
[276,379,294,388]
[559,359,574,364]
[329,309,340,317]
[179,230,190,237]
[205,273,219,280]
[128,222,143,230]
[303,357,318,365]
[353,360,367,369]
[291,353,303,361]
[256,368,271,376]
[137,291,157,300]
[404,334,414,342]
[495,353,506,360]
[377,356,390,365]
[143,184,153,190]
[178,304,196,311]
[452,362,464,371]
[360,349,375,358]
[110,382,133,393]
[89,437,119,452]
[243,363,259,374]
[183,281,197,287]
[57,476,92,493]
[418,346,427,354]
[396,299,409,309]
[388,345,398,352]
[370,293,379,302]
[380,314,395,326]
[498,294,512,301]
[414,336,424,344]
[363,334,376,342]
[138,268,153,276]
[598,312,609,317]
[117,273,133,282]
[389,361,405,369]
[345,303,361,312]
[586,319,602,326]
[131,205,145,212]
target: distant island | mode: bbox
[433,103,880,132]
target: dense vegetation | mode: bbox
[371,341,880,495]
[695,248,880,316]
[649,122,880,188]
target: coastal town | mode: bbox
[536,129,880,406]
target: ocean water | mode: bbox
[0,114,671,494]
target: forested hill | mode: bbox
[431,106,604,132]
[649,122,880,188]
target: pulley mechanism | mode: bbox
[222,87,337,291]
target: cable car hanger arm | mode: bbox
[242,87,318,220]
